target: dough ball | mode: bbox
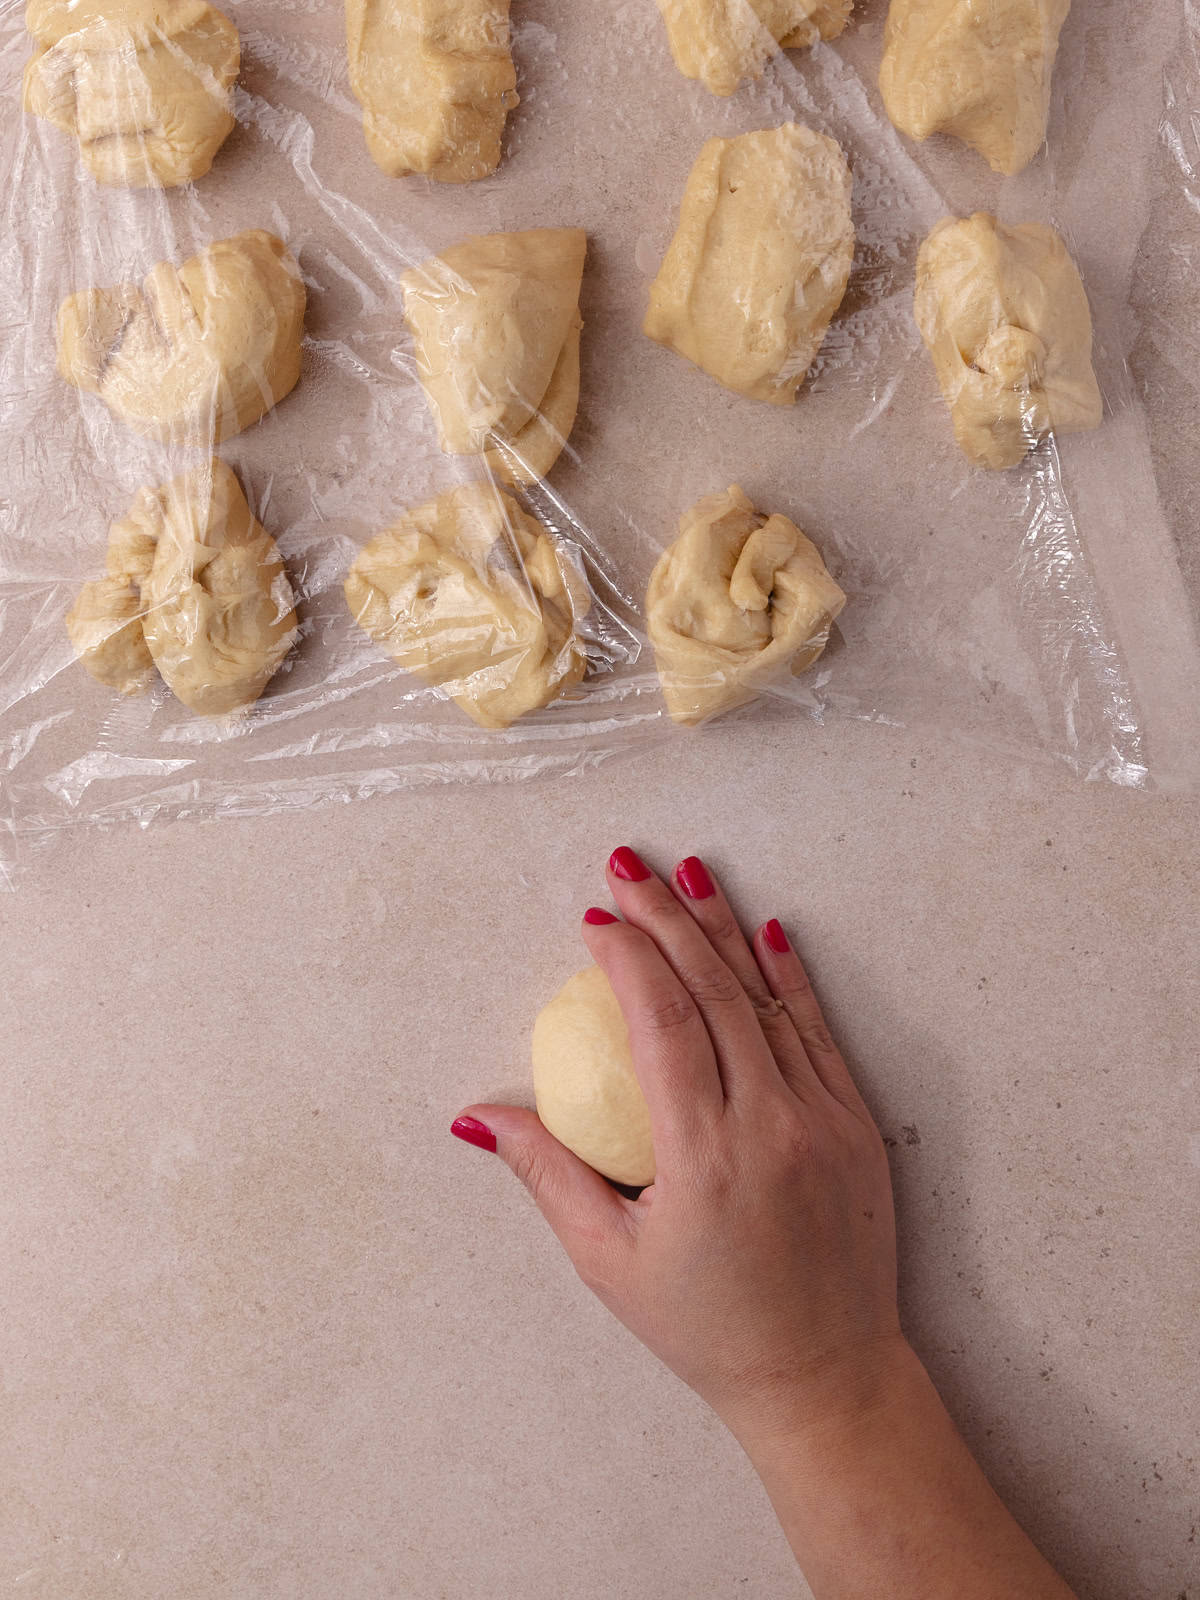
[914,213,1102,470]
[654,0,852,97]
[532,966,654,1188]
[647,485,846,726]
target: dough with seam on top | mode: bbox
[655,0,852,97]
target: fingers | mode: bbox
[604,848,779,1101]
[753,921,869,1119]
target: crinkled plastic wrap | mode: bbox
[1,0,1198,883]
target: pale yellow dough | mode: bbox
[56,230,306,445]
[344,482,590,730]
[879,0,1071,176]
[401,229,587,487]
[67,460,298,716]
[533,966,654,1188]
[648,485,846,726]
[655,0,852,96]
[23,0,239,188]
[914,214,1102,471]
[345,0,518,182]
[644,124,854,406]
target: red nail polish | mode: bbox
[584,906,618,925]
[676,856,715,900]
[451,1116,497,1153]
[763,919,790,954]
[610,846,651,882]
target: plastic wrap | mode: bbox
[2,0,1198,883]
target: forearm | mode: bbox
[732,1341,1078,1600]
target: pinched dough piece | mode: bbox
[647,485,846,725]
[23,0,239,188]
[401,229,587,486]
[914,214,1102,471]
[879,0,1070,176]
[346,0,518,182]
[66,460,298,715]
[645,124,854,405]
[56,230,305,445]
[344,482,590,730]
[533,966,654,1188]
[655,0,852,97]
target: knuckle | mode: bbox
[683,964,745,1009]
[797,1019,839,1058]
[705,909,741,945]
[640,991,698,1037]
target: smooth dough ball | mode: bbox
[56,229,306,445]
[346,0,518,182]
[344,482,591,730]
[654,0,852,97]
[401,228,587,487]
[878,0,1071,176]
[647,485,846,726]
[532,966,654,1188]
[644,124,854,406]
[23,0,240,188]
[914,213,1102,470]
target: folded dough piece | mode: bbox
[655,0,852,97]
[647,485,846,725]
[67,460,298,716]
[914,214,1102,470]
[56,229,306,445]
[879,0,1071,176]
[23,0,239,188]
[344,482,590,730]
[644,124,854,405]
[345,0,518,182]
[401,229,587,486]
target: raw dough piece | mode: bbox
[914,214,1102,471]
[67,460,298,716]
[56,229,305,445]
[23,0,239,188]
[344,482,590,730]
[647,485,846,725]
[655,0,852,97]
[644,124,854,405]
[401,229,587,486]
[878,0,1071,176]
[345,0,518,182]
[532,966,654,1188]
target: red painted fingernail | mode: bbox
[676,856,715,900]
[451,1116,497,1153]
[763,919,790,954]
[584,906,618,925]
[610,846,651,882]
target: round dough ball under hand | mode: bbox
[532,966,654,1188]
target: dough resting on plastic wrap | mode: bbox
[401,228,587,487]
[654,0,853,97]
[67,459,298,716]
[914,213,1102,471]
[533,965,654,1188]
[56,228,305,445]
[878,0,1071,176]
[648,485,846,726]
[644,124,854,405]
[344,482,591,730]
[345,0,518,182]
[23,0,239,188]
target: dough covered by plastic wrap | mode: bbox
[878,0,1071,176]
[647,485,846,725]
[401,228,587,487]
[56,229,306,445]
[345,0,518,182]
[644,124,854,405]
[23,0,239,188]
[67,459,298,715]
[914,213,1102,470]
[654,0,852,97]
[344,482,590,730]
[533,965,654,1188]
